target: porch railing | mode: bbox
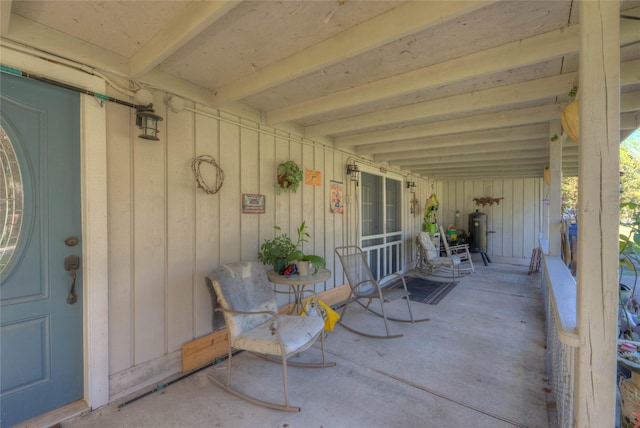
[541,253,579,428]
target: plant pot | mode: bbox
[274,258,288,275]
[296,260,310,276]
[277,174,289,188]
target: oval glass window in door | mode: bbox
[0,126,23,274]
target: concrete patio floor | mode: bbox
[62,260,551,428]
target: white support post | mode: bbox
[548,119,563,256]
[575,1,620,427]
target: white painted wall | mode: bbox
[436,178,544,263]
[103,92,436,398]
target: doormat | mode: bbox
[400,277,458,305]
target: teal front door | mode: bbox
[1,73,83,427]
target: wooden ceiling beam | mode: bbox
[1,1,12,37]
[272,23,579,127]
[422,171,579,180]
[272,20,639,128]
[622,90,640,112]
[357,124,550,156]
[420,164,578,179]
[621,112,640,130]
[375,139,547,162]
[404,156,578,172]
[391,149,550,167]
[309,60,640,137]
[307,72,578,137]
[334,104,563,147]
[418,167,549,176]
[130,1,237,78]
[210,1,493,107]
[4,14,129,76]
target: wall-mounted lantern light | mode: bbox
[406,181,416,193]
[346,162,360,185]
[136,104,163,141]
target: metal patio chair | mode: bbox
[415,231,461,280]
[439,225,474,274]
[206,262,335,412]
[334,245,429,339]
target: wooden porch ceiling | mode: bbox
[3,1,639,180]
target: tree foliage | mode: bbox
[562,176,578,214]
[621,135,640,205]
[561,129,640,217]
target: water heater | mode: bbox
[468,210,487,253]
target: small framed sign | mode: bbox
[242,194,265,214]
[305,169,321,186]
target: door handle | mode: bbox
[64,254,80,304]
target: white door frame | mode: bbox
[357,164,405,279]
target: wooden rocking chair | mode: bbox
[415,231,461,280]
[439,225,474,274]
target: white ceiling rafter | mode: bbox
[130,1,238,78]
[334,104,564,147]
[275,24,582,128]
[5,14,130,76]
[357,124,550,156]
[376,139,549,162]
[291,15,636,134]
[1,0,12,37]
[210,1,495,107]
[307,72,579,137]
[308,58,640,138]
[393,149,553,167]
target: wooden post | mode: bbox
[575,1,620,426]
[548,119,563,256]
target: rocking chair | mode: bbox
[439,225,474,274]
[206,262,335,412]
[416,231,461,280]
[334,246,429,339]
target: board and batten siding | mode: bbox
[104,93,435,399]
[435,178,544,263]
[1,44,546,410]
[103,89,537,399]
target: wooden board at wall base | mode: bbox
[181,284,351,373]
[181,329,229,373]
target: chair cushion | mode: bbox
[209,262,278,338]
[233,314,324,356]
[418,232,439,259]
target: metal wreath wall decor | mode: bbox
[192,155,225,195]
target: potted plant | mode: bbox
[275,161,303,195]
[258,226,297,274]
[423,193,439,233]
[287,221,326,275]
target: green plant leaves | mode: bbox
[275,161,303,194]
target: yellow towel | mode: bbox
[301,297,340,331]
